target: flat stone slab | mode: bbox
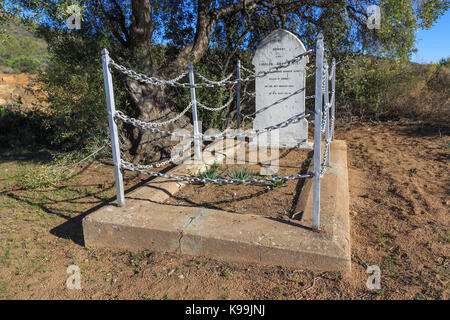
[83,140,350,271]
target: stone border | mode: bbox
[82,140,350,271]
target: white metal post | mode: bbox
[188,62,202,162]
[236,60,241,131]
[331,58,336,140]
[101,48,125,206]
[313,34,324,230]
[323,59,330,167]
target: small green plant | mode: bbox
[222,268,232,278]
[376,235,386,248]
[19,165,69,190]
[187,161,225,183]
[226,165,254,181]
[303,157,312,167]
[267,174,286,188]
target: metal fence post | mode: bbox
[323,59,330,167]
[101,48,125,206]
[313,34,324,230]
[188,62,202,162]
[331,58,336,140]
[236,60,241,131]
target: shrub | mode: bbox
[7,55,41,73]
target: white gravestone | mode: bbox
[251,29,312,148]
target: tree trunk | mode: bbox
[120,78,193,164]
[116,0,261,164]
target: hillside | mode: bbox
[0,19,48,73]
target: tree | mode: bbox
[3,0,449,161]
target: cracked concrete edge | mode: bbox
[82,217,350,271]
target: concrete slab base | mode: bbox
[82,140,350,271]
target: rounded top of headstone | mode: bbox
[252,29,307,65]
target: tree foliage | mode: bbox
[0,0,448,152]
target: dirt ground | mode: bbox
[0,119,448,300]
[165,148,312,218]
[0,73,46,110]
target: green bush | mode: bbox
[0,104,52,148]
[0,20,48,73]
[6,55,41,73]
[38,31,130,150]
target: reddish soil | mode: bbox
[0,73,47,111]
[0,119,448,300]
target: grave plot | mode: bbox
[164,147,313,219]
[83,30,350,271]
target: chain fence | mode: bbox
[121,160,313,185]
[109,50,312,89]
[109,49,333,183]
[196,92,236,112]
[103,39,336,229]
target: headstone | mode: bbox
[251,29,312,148]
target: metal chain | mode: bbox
[321,102,331,133]
[243,89,256,98]
[109,51,312,88]
[116,103,192,128]
[121,160,313,184]
[240,65,255,75]
[114,111,192,137]
[110,60,192,86]
[322,63,328,92]
[115,108,312,140]
[116,102,192,127]
[201,112,312,140]
[110,60,215,88]
[330,91,335,138]
[194,71,234,86]
[128,142,193,169]
[319,137,331,178]
[197,92,235,112]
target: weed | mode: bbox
[267,174,286,188]
[375,235,387,248]
[19,165,69,190]
[226,165,255,181]
[187,161,225,183]
[303,157,312,167]
[408,168,417,176]
[222,268,232,279]
[126,251,147,273]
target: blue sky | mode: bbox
[412,10,450,63]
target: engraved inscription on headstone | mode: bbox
[251,29,312,148]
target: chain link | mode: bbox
[201,111,312,140]
[121,160,313,184]
[116,103,192,128]
[110,51,312,89]
[319,137,331,178]
[115,109,312,140]
[194,70,234,86]
[108,51,337,185]
[114,111,191,137]
[197,92,235,112]
[127,142,193,169]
